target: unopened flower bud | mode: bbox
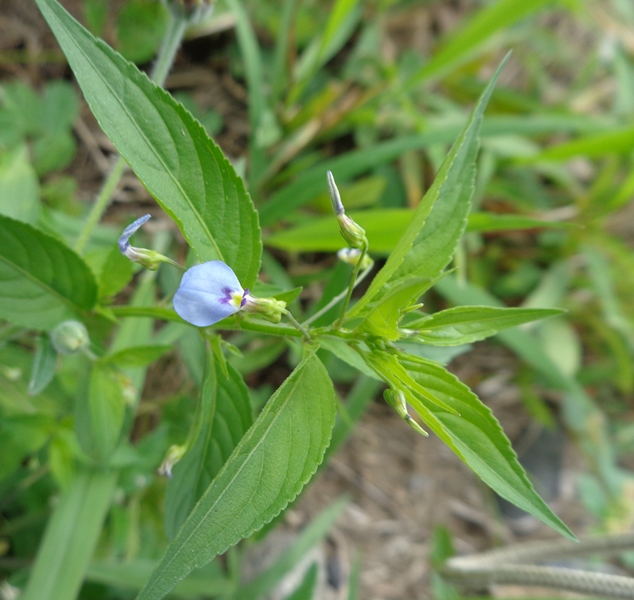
[242,295,287,324]
[384,389,428,437]
[118,215,180,271]
[50,320,89,355]
[337,248,373,269]
[159,444,187,478]
[326,171,367,249]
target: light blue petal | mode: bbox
[173,261,244,327]
[118,214,151,253]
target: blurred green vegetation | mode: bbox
[2,0,634,597]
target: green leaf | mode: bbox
[366,349,574,540]
[35,0,262,287]
[401,357,575,540]
[103,345,171,369]
[404,0,553,87]
[357,278,428,341]
[76,361,128,463]
[0,215,97,330]
[0,413,54,481]
[21,466,118,600]
[117,0,168,64]
[434,275,621,491]
[33,131,77,176]
[28,334,58,396]
[290,0,361,103]
[40,81,79,134]
[408,306,563,346]
[284,563,318,600]
[528,126,634,162]
[265,210,568,255]
[0,146,40,224]
[164,358,253,539]
[137,351,337,600]
[348,55,509,318]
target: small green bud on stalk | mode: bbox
[327,171,368,250]
[384,389,428,437]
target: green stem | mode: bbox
[303,262,373,327]
[283,309,311,341]
[150,13,188,87]
[74,158,126,255]
[74,10,189,255]
[335,244,368,328]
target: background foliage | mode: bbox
[1,0,634,598]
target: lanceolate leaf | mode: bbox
[409,306,563,346]
[137,351,337,600]
[402,357,574,540]
[348,55,509,319]
[35,0,261,287]
[164,358,253,539]
[0,215,97,330]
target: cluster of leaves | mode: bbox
[2,0,634,599]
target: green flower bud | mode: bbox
[50,320,89,355]
[242,295,287,324]
[384,389,428,437]
[326,171,367,250]
[158,444,187,478]
[337,248,373,270]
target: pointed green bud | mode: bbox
[158,444,187,478]
[327,171,368,249]
[384,389,428,437]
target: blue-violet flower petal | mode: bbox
[174,261,245,327]
[118,214,151,256]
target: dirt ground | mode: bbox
[0,2,599,598]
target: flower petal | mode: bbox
[173,261,244,327]
[118,214,151,254]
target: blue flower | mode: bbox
[174,261,288,327]
[173,261,249,327]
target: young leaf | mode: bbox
[408,306,563,346]
[0,215,97,330]
[356,278,428,341]
[28,334,58,396]
[347,54,509,319]
[164,358,254,539]
[137,351,337,600]
[35,0,262,287]
[402,357,574,540]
